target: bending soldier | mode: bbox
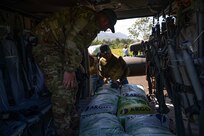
[32,6,117,136]
[98,44,129,88]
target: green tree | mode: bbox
[92,38,134,49]
[128,17,153,41]
[92,39,103,45]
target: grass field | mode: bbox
[111,48,133,56]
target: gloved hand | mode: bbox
[110,81,120,89]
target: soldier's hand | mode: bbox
[110,80,120,89]
[63,71,76,89]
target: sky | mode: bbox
[114,18,137,36]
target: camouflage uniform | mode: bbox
[32,6,100,136]
[89,55,98,75]
[98,54,129,82]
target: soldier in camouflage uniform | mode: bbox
[32,6,117,136]
[98,44,129,87]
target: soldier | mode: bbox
[98,44,129,88]
[32,6,117,136]
[122,44,129,57]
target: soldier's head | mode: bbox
[97,8,117,33]
[100,44,112,59]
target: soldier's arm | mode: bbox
[98,58,108,78]
[64,7,95,72]
[66,7,94,41]
[98,58,104,77]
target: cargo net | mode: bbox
[79,84,175,136]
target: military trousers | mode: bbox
[44,64,78,136]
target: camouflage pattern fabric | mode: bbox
[98,54,129,81]
[32,6,100,136]
[33,6,100,72]
[89,55,98,75]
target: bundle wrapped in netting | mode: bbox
[125,114,175,136]
[117,97,153,116]
[79,113,129,136]
[95,84,120,96]
[81,93,119,115]
[122,84,144,91]
[120,84,147,101]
